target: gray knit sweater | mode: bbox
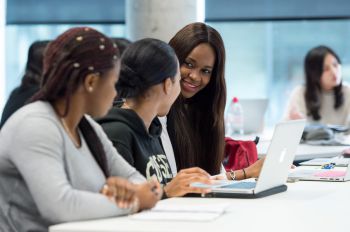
[0,101,146,232]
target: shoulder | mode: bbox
[88,115,133,142]
[2,101,61,132]
[342,82,350,94]
[0,101,64,149]
[291,85,305,95]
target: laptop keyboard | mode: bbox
[221,182,256,189]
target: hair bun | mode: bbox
[120,64,144,87]
[117,64,144,97]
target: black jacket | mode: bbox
[98,107,173,185]
[0,85,39,129]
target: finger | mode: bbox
[124,183,136,207]
[151,180,162,198]
[108,186,116,203]
[101,184,109,195]
[179,172,212,182]
[116,182,127,206]
[101,185,115,202]
[179,167,210,176]
[186,175,213,185]
[210,175,226,180]
[186,186,212,194]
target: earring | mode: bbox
[88,87,93,92]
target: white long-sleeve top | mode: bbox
[284,84,350,126]
[0,101,146,232]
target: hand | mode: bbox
[163,167,213,197]
[289,106,305,120]
[135,178,162,210]
[211,174,226,180]
[245,157,265,178]
[101,176,137,209]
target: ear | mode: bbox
[163,77,173,95]
[84,73,99,93]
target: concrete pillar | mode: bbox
[0,0,6,112]
[126,0,205,42]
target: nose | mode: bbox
[188,69,200,82]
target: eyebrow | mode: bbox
[186,57,213,69]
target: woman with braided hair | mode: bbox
[0,27,161,232]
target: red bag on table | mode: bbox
[223,137,259,171]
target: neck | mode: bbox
[54,97,84,130]
[123,98,158,131]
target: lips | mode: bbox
[181,79,200,92]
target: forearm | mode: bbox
[39,188,132,224]
[226,169,250,180]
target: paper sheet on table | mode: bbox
[131,202,230,221]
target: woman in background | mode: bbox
[0,40,49,128]
[285,45,350,126]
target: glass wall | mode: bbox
[5,20,350,127]
[5,24,125,99]
[210,19,350,126]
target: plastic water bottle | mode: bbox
[225,97,244,136]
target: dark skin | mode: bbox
[179,43,265,181]
[54,64,161,211]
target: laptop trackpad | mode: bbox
[221,181,257,189]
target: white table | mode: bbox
[233,130,349,161]
[50,181,350,232]
[257,140,349,161]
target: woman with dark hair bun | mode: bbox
[285,45,350,126]
[98,38,213,198]
[0,27,161,232]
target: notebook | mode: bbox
[191,120,306,198]
[240,98,268,134]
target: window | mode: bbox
[209,19,350,126]
[5,24,125,99]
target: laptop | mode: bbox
[288,164,350,182]
[240,99,268,134]
[299,157,350,167]
[191,120,306,198]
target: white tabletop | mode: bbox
[232,129,349,161]
[50,181,350,232]
[257,140,349,161]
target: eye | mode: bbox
[323,66,330,72]
[184,61,193,68]
[202,69,212,75]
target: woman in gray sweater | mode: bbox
[0,27,161,232]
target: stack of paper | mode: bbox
[131,201,230,221]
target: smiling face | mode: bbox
[180,43,216,98]
[320,53,342,91]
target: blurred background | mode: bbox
[2,0,350,126]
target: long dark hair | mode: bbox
[20,40,50,89]
[167,22,226,175]
[32,27,120,177]
[117,38,178,98]
[304,45,343,120]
